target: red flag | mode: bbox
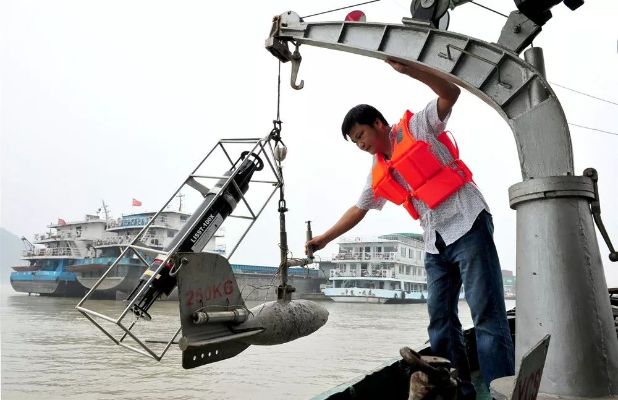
[132,198,142,207]
[58,218,67,225]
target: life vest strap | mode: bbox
[437,131,459,159]
[371,110,473,219]
[403,198,420,220]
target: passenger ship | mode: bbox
[322,233,430,304]
[10,214,109,297]
[66,210,207,299]
[9,205,219,298]
[9,204,320,300]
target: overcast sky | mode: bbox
[1,0,617,285]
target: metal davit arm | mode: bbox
[266,11,572,180]
[266,10,618,398]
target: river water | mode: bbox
[0,286,515,400]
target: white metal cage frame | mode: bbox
[75,135,283,361]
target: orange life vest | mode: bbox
[371,110,473,220]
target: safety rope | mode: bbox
[302,0,380,19]
[470,1,508,18]
[269,60,290,289]
[270,61,283,143]
[276,61,282,122]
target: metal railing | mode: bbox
[338,234,423,247]
[332,251,401,261]
[23,247,78,257]
[93,235,166,247]
[330,269,397,278]
[34,232,73,241]
[329,269,426,280]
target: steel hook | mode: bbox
[290,44,304,90]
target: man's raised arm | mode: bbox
[386,60,460,121]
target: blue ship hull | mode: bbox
[10,259,88,297]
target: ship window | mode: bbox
[364,246,370,253]
[167,231,175,238]
[375,247,382,253]
[180,215,188,222]
[400,247,406,257]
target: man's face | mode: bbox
[348,119,390,155]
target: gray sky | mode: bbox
[1,0,617,285]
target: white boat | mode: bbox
[322,233,430,304]
[69,209,223,299]
[10,214,109,297]
[10,203,321,300]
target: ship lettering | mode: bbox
[224,279,234,295]
[190,214,215,243]
[211,283,222,299]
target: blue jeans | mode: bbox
[425,210,515,395]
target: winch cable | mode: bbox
[470,1,508,18]
[302,0,381,19]
[268,60,293,289]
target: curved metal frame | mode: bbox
[268,11,573,180]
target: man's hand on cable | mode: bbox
[305,234,329,255]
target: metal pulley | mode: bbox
[274,143,287,161]
[410,0,452,29]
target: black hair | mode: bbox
[341,104,388,140]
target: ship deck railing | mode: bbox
[331,251,424,266]
[329,269,426,282]
[23,246,79,257]
[92,235,166,247]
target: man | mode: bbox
[306,60,514,398]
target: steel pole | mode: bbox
[508,48,618,397]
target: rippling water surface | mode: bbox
[1,285,515,400]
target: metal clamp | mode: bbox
[438,44,512,89]
[168,257,188,277]
[584,168,618,262]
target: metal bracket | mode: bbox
[583,168,618,262]
[265,15,292,62]
[497,11,542,54]
[439,44,512,89]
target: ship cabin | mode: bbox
[104,210,191,249]
[29,214,108,259]
[329,233,427,294]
